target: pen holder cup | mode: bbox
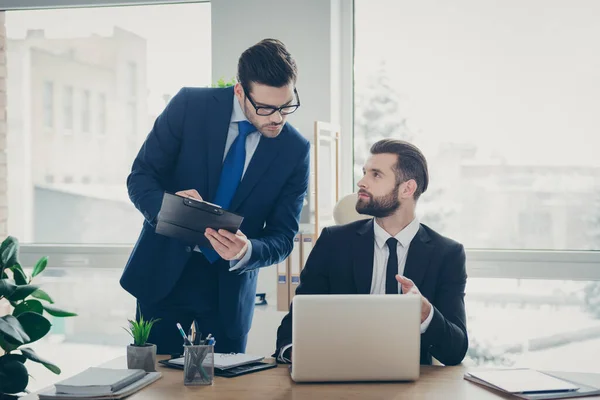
[183,344,214,386]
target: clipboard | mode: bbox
[158,357,277,378]
[155,192,244,249]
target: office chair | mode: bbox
[332,193,371,225]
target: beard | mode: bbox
[355,184,401,218]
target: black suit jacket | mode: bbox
[275,219,468,366]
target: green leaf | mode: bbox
[0,357,28,394]
[0,237,19,273]
[0,333,19,353]
[17,312,51,344]
[9,264,28,286]
[13,300,44,317]
[0,279,17,298]
[31,257,48,279]
[30,289,54,304]
[0,315,30,344]
[43,304,77,318]
[20,347,61,374]
[7,284,39,302]
[0,353,27,365]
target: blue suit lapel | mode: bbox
[206,87,234,202]
[229,127,284,211]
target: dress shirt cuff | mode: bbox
[229,240,253,271]
[278,344,293,363]
[420,304,435,334]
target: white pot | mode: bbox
[126,344,157,372]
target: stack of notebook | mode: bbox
[37,367,162,399]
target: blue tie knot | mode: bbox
[238,120,256,138]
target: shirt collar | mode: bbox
[231,94,248,123]
[373,217,420,249]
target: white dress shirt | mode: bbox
[278,217,434,363]
[193,95,260,271]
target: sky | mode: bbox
[5,2,212,115]
[355,0,600,166]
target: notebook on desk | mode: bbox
[465,369,600,399]
[37,371,162,400]
[52,368,145,396]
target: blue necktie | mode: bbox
[202,120,256,263]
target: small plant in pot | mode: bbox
[123,311,160,373]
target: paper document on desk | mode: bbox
[465,369,600,399]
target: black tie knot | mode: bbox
[386,237,398,250]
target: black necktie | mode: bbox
[385,238,399,294]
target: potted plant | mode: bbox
[123,310,160,372]
[0,236,77,398]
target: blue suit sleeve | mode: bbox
[127,88,188,226]
[237,141,310,273]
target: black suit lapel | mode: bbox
[206,87,234,202]
[403,226,434,289]
[353,219,375,294]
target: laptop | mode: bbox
[290,294,421,383]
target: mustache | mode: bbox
[358,189,372,198]
[262,123,282,128]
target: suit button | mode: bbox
[185,246,191,252]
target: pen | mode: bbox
[176,323,192,345]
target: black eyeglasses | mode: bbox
[243,87,300,116]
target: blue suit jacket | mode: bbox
[120,86,310,339]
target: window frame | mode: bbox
[0,0,207,11]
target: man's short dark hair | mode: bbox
[370,139,429,201]
[237,39,297,93]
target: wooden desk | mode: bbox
[26,356,600,400]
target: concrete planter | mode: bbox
[126,343,156,372]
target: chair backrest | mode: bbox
[332,193,371,225]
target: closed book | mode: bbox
[54,368,146,396]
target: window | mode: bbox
[354,0,600,251]
[127,61,137,97]
[42,80,53,128]
[466,278,600,373]
[4,2,211,245]
[63,85,73,130]
[81,89,91,133]
[355,0,600,375]
[97,92,106,135]
[128,101,137,137]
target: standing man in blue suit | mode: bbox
[120,39,309,355]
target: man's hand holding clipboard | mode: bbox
[155,190,248,261]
